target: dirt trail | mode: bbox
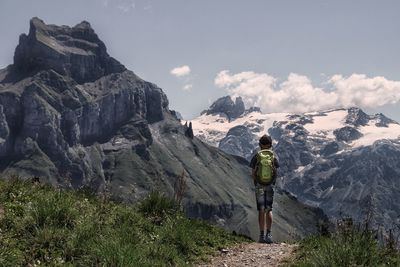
[198,242,297,267]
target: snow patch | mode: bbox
[303,110,348,139]
[351,122,400,148]
[295,166,305,172]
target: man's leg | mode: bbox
[258,209,266,242]
[266,210,272,231]
[255,186,266,242]
[264,185,274,243]
[258,211,265,243]
[258,209,266,232]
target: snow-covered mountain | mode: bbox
[191,96,400,158]
[189,96,400,231]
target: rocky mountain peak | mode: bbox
[373,113,398,127]
[345,107,370,127]
[0,18,170,186]
[10,17,126,84]
[201,95,245,120]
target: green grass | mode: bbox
[0,178,247,266]
[288,223,400,267]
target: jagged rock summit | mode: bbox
[9,17,126,83]
[201,96,246,120]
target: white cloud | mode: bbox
[103,0,135,13]
[215,70,400,113]
[170,65,191,77]
[329,74,400,108]
[183,84,193,91]
[143,5,152,11]
[117,1,135,13]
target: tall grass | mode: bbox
[288,218,400,267]
[0,178,246,266]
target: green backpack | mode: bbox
[255,149,274,185]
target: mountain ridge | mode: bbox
[190,96,399,155]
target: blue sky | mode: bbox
[1,0,399,121]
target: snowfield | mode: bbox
[187,108,400,150]
[189,111,289,146]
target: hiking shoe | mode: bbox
[258,235,265,243]
[265,232,273,244]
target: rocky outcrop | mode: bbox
[333,126,363,142]
[345,107,370,127]
[218,125,258,161]
[184,121,194,139]
[244,106,261,115]
[373,113,397,127]
[201,96,245,120]
[9,17,126,83]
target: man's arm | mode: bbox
[249,154,257,184]
[272,157,279,185]
[273,158,279,169]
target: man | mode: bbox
[249,134,279,243]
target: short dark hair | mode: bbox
[259,134,272,147]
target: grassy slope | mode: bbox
[0,178,248,266]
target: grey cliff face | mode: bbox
[0,18,169,186]
[218,125,258,161]
[0,68,168,187]
[0,18,326,241]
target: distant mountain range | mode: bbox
[190,96,400,232]
[0,18,326,241]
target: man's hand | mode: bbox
[251,169,257,185]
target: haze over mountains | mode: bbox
[0,18,328,241]
[191,95,400,232]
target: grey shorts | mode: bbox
[255,184,274,211]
